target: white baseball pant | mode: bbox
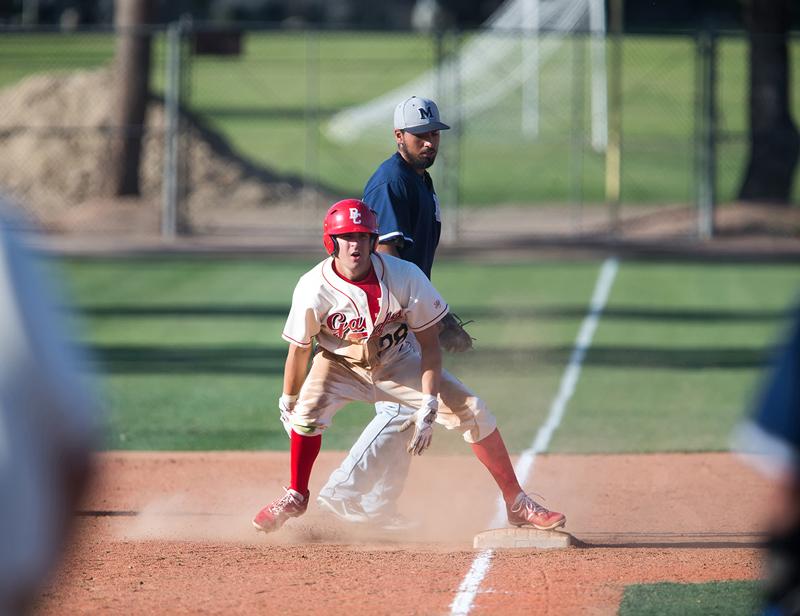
[290,343,496,441]
[290,342,497,518]
[318,401,412,517]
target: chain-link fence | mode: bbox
[0,24,795,243]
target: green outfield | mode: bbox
[619,581,760,615]
[3,30,800,204]
[59,256,800,454]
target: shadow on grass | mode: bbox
[448,345,775,370]
[454,305,791,323]
[83,342,775,375]
[77,305,290,318]
[75,303,790,323]
[87,345,286,375]
[200,105,342,121]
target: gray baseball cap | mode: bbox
[393,96,450,134]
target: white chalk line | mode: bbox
[449,257,619,616]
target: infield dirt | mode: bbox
[37,451,767,615]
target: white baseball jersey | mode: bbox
[282,253,448,368]
[281,253,498,443]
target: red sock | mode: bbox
[290,431,321,496]
[471,428,522,504]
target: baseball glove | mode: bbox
[438,312,475,353]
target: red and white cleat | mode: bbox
[252,487,309,533]
[506,493,566,530]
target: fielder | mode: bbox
[252,199,566,533]
[317,95,470,530]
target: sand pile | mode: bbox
[0,69,328,233]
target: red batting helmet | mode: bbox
[322,199,379,255]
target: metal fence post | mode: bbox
[305,28,320,222]
[448,29,462,244]
[161,20,181,238]
[570,33,587,234]
[433,27,461,245]
[695,29,716,239]
[434,27,445,103]
[605,0,623,235]
[521,0,541,139]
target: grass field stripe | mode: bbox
[449,257,619,616]
[530,256,619,456]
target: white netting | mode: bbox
[326,0,607,150]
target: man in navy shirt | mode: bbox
[316,96,450,529]
[362,97,446,279]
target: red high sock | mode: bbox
[290,431,321,496]
[471,428,523,504]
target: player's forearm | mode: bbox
[376,241,401,257]
[416,326,442,397]
[283,344,312,396]
[420,363,440,399]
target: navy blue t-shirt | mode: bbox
[362,152,441,279]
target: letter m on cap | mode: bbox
[418,106,434,120]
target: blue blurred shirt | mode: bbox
[752,304,800,455]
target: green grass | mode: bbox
[618,581,760,616]
[552,262,800,453]
[181,32,800,204]
[58,256,800,453]
[63,257,307,451]
[0,32,114,86]
[5,30,797,204]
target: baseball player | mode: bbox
[252,199,565,534]
[317,95,461,530]
[0,201,97,613]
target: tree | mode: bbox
[108,0,155,197]
[738,0,799,204]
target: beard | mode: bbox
[404,148,437,170]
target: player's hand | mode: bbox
[278,394,297,438]
[400,394,438,455]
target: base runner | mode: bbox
[252,199,566,533]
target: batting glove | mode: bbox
[400,394,438,455]
[278,394,297,438]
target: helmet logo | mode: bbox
[349,207,362,224]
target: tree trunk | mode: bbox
[738,0,799,204]
[108,0,154,197]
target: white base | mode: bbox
[473,527,572,549]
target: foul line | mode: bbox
[449,257,619,616]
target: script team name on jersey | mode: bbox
[372,309,403,338]
[326,313,367,341]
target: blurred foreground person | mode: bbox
[736,303,800,616]
[0,201,98,614]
